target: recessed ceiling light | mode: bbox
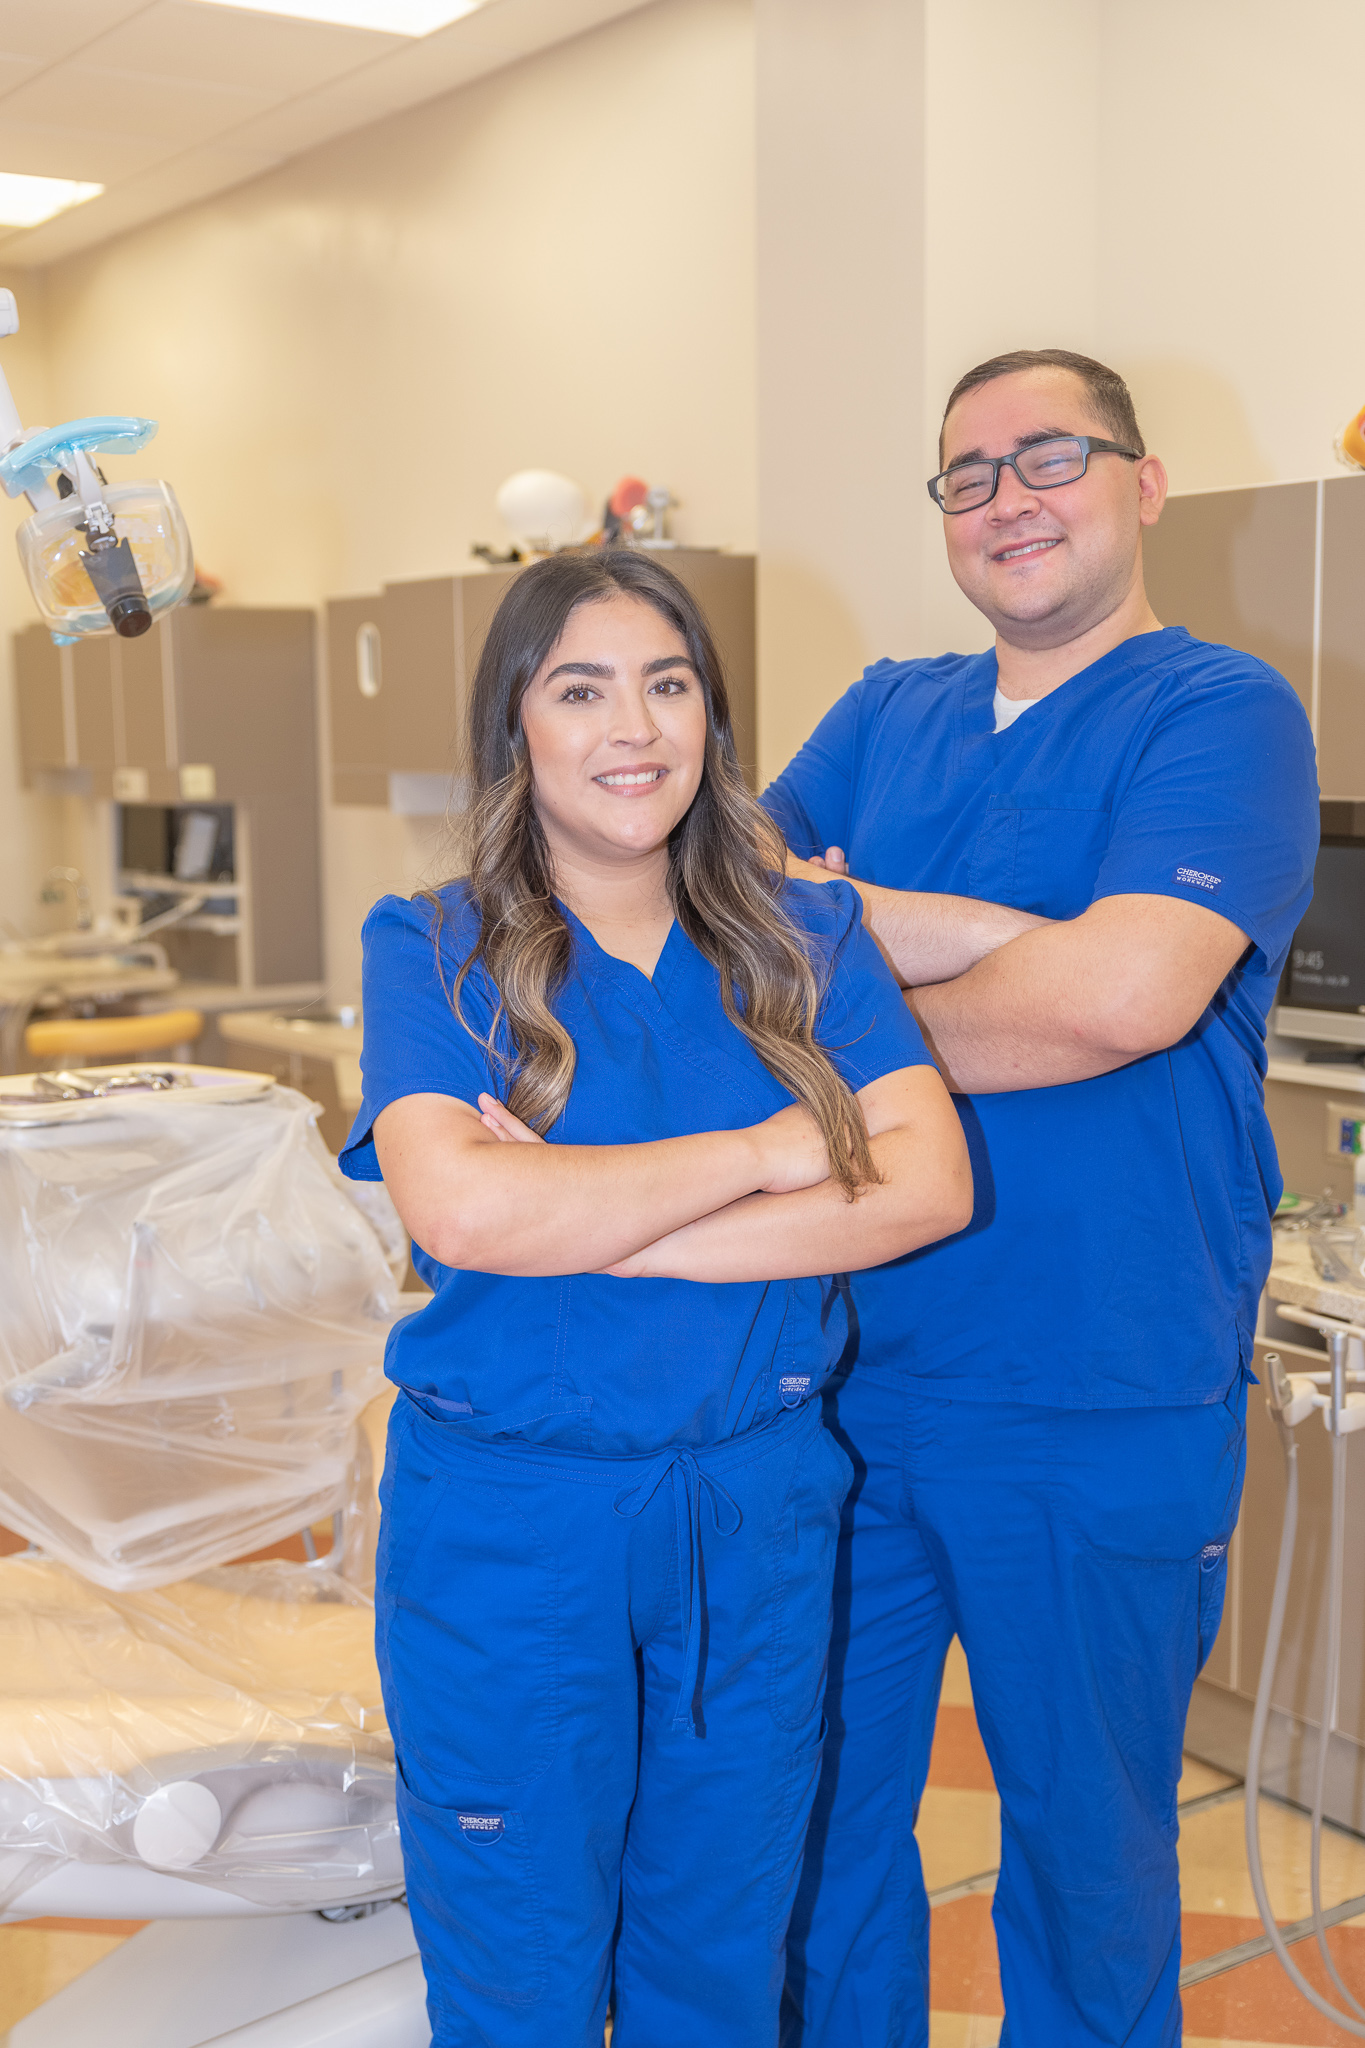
[0,174,103,229]
[193,0,487,32]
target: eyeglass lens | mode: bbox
[939,437,1087,511]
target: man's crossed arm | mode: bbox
[787,849,1249,1095]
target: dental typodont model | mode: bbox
[0,288,194,643]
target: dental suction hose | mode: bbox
[1245,1339,1365,2032]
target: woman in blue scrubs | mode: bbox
[339,549,970,2047]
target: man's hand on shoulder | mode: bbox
[785,847,849,884]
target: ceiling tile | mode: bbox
[1,63,276,147]
[80,1,401,96]
[203,0,658,159]
[0,54,39,97]
[0,0,659,267]
[0,118,171,184]
[0,1,150,67]
[0,139,282,264]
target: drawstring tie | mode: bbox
[613,1449,742,1737]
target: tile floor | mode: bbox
[3,1640,1364,2042]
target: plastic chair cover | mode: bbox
[0,1084,399,1590]
[0,1552,401,1911]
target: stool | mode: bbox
[25,1008,205,1066]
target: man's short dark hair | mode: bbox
[939,348,1146,466]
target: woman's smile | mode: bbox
[593,766,668,793]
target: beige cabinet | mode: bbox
[12,607,322,990]
[13,626,65,777]
[1319,476,1365,799]
[1142,472,1365,797]
[1142,482,1316,721]
[325,553,757,806]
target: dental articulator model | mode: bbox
[0,289,193,644]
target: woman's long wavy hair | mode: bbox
[425,549,878,1196]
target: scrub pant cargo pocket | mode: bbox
[376,1392,852,2048]
[782,1368,1248,2048]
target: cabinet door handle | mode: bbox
[356,622,382,699]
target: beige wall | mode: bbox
[18,0,755,992]
[916,0,1365,659]
[6,0,1362,969]
[0,273,63,944]
[754,0,926,778]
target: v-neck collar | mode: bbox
[558,899,686,1004]
[960,626,1195,749]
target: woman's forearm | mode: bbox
[375,1095,818,1278]
[610,1115,973,1285]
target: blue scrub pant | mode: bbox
[781,1368,1248,2048]
[377,1391,853,2046]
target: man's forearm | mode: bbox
[910,956,1123,1094]
[785,853,1048,986]
[856,880,1050,988]
[907,896,1250,1095]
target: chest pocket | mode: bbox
[967,793,1112,918]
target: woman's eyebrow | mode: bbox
[544,659,614,681]
[643,655,697,674]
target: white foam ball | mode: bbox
[495,470,590,554]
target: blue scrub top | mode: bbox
[762,627,1319,1409]
[339,876,933,1455]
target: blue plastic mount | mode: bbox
[0,414,158,499]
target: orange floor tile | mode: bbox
[1183,1927,1365,2043]
[927,1702,997,1794]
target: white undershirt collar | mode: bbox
[992,686,1041,734]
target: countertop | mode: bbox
[1267,1231,1365,1326]
[216,1008,363,1112]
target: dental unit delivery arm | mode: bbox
[1247,1332,1365,2036]
[0,288,194,643]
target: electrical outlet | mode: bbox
[1326,1100,1365,1158]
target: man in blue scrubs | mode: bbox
[763,349,1319,2046]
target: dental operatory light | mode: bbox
[193,0,488,32]
[0,290,194,644]
[0,174,103,229]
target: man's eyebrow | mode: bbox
[944,427,1082,468]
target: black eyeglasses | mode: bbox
[927,434,1140,514]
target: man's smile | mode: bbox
[993,537,1062,563]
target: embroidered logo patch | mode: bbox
[1174,865,1222,893]
[779,1374,812,1409]
[458,1813,505,1842]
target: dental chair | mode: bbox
[0,1069,431,2047]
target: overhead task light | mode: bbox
[0,174,103,229]
[193,0,488,32]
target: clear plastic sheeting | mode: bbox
[0,1553,400,1911]
[0,1082,398,1589]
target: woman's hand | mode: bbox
[477,1090,827,1195]
[477,1093,545,1144]
[750,1102,833,1195]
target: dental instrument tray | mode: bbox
[0,1062,270,1123]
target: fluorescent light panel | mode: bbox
[0,174,103,228]
[193,0,487,33]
